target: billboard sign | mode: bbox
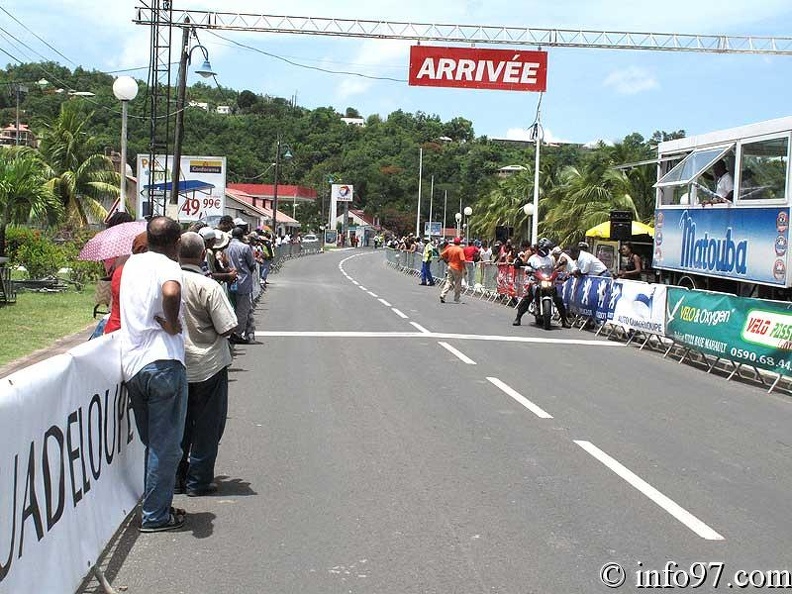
[331,184,354,203]
[136,155,227,222]
[653,207,791,286]
[424,221,442,237]
[409,45,547,92]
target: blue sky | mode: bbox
[2,0,792,145]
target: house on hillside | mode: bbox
[341,117,365,127]
[0,123,37,148]
[216,105,231,114]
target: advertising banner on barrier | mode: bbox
[566,276,612,322]
[0,335,144,594]
[666,288,792,376]
[610,280,667,336]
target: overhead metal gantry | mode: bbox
[133,4,792,216]
[134,8,792,55]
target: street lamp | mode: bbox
[463,206,473,243]
[454,212,462,237]
[529,93,544,246]
[271,136,293,239]
[523,203,535,244]
[113,76,139,214]
[170,20,216,206]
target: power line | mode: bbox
[207,30,406,83]
[0,5,76,66]
[0,23,58,65]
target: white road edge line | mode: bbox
[486,377,553,419]
[378,298,392,307]
[438,341,476,365]
[367,291,378,297]
[352,281,359,285]
[391,308,409,319]
[410,322,431,334]
[573,440,724,541]
[359,286,368,291]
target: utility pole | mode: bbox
[169,21,191,207]
[415,147,423,236]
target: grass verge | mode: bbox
[0,283,97,367]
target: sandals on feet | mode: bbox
[139,511,185,533]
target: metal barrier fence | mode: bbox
[384,248,529,304]
[384,248,792,394]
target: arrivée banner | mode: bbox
[666,287,792,376]
[0,335,144,594]
[408,45,548,92]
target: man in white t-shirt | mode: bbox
[120,216,188,533]
[713,159,734,203]
[570,242,611,277]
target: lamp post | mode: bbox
[522,203,535,245]
[454,212,462,237]
[463,206,473,243]
[271,136,293,240]
[112,76,139,214]
[415,146,423,237]
[529,93,544,245]
[170,20,216,206]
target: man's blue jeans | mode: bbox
[259,259,272,282]
[178,367,228,491]
[126,359,188,528]
[420,261,434,284]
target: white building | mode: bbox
[217,105,231,114]
[341,117,366,127]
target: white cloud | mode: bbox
[602,67,658,95]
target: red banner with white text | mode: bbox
[409,45,547,92]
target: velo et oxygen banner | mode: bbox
[0,334,144,594]
[408,46,547,92]
[665,287,792,376]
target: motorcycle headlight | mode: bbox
[540,280,553,289]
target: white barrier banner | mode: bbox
[0,334,144,594]
[610,279,668,337]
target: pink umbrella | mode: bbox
[78,220,148,261]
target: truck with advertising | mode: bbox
[653,116,792,300]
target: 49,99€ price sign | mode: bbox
[136,155,227,222]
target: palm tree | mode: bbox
[543,163,637,247]
[38,101,119,227]
[0,147,61,256]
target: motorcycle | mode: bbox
[526,264,560,330]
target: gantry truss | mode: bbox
[134,8,792,55]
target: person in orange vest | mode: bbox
[439,237,466,303]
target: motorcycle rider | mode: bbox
[512,238,571,328]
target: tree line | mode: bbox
[0,61,684,256]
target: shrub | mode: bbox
[16,235,67,279]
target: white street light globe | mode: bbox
[113,76,138,101]
[454,212,462,222]
[523,203,535,216]
[463,206,473,216]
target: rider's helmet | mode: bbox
[537,237,553,257]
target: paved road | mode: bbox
[95,249,792,594]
